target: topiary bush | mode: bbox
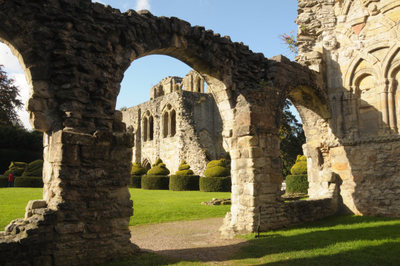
[14,176,43,188]
[285,174,308,194]
[290,155,307,175]
[131,162,147,176]
[169,175,199,191]
[147,158,170,176]
[141,175,169,190]
[175,160,194,176]
[130,162,146,188]
[0,175,7,187]
[203,159,230,178]
[22,159,43,177]
[199,176,231,192]
[3,161,27,177]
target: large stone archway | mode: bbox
[0,1,334,265]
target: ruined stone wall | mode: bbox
[122,89,224,175]
[296,0,400,216]
[0,0,331,264]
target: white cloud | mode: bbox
[136,0,151,11]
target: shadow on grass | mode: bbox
[104,216,400,265]
[260,241,400,266]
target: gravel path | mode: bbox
[130,217,248,263]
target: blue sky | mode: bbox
[0,0,299,128]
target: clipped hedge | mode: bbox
[204,159,230,178]
[169,175,199,191]
[131,175,142,188]
[3,161,27,177]
[14,176,43,188]
[175,160,194,176]
[147,159,170,176]
[131,162,146,176]
[22,159,43,177]
[0,175,7,187]
[286,174,308,194]
[141,175,169,190]
[290,155,307,175]
[199,176,231,192]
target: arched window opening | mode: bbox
[142,159,151,171]
[163,111,169,138]
[142,117,148,142]
[170,109,176,137]
[149,115,154,140]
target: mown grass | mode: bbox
[104,215,400,266]
[129,188,230,226]
[0,188,231,229]
[0,187,42,229]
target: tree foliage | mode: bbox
[0,64,23,126]
[280,100,306,177]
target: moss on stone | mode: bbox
[147,158,170,176]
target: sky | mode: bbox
[0,0,299,129]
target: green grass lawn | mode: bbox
[105,215,400,266]
[0,188,231,229]
[2,188,399,265]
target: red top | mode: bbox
[8,173,14,182]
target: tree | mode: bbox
[280,100,305,177]
[0,64,23,126]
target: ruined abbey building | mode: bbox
[121,70,225,175]
[0,0,399,265]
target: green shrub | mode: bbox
[141,175,169,190]
[147,158,170,175]
[286,174,308,194]
[175,160,194,176]
[0,125,43,173]
[0,175,7,187]
[131,162,146,176]
[169,175,199,191]
[14,176,43,188]
[290,155,307,175]
[3,161,27,177]
[131,175,142,188]
[199,176,231,192]
[203,159,230,178]
[22,159,43,177]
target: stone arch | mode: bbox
[0,2,325,264]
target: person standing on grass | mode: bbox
[8,172,15,187]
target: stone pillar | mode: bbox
[220,89,283,237]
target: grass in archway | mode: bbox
[0,188,230,229]
[129,188,230,226]
[0,188,43,230]
[104,215,400,266]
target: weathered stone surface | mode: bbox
[2,0,398,264]
[121,71,225,175]
[296,0,400,217]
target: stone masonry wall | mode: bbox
[296,0,400,216]
[0,0,331,264]
[122,89,224,175]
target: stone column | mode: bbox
[220,89,283,237]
